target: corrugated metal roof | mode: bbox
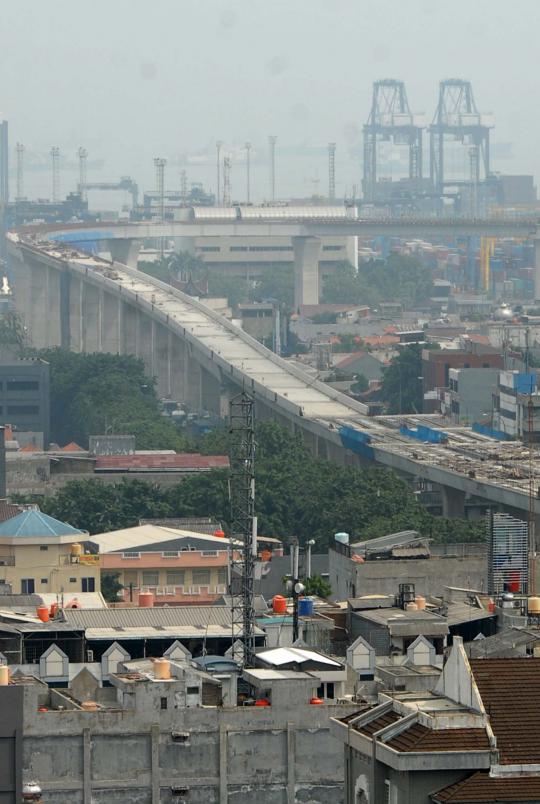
[89,524,234,554]
[257,647,341,668]
[0,510,84,538]
[84,624,263,640]
[63,606,236,629]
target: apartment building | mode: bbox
[92,524,230,605]
[0,509,99,596]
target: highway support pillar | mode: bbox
[292,236,321,310]
[441,486,466,519]
[109,238,141,268]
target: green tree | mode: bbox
[101,571,124,603]
[303,575,332,598]
[351,374,369,394]
[0,311,26,354]
[381,344,424,414]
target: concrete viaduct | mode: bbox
[22,213,540,307]
[7,217,540,532]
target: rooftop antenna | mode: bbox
[268,135,277,201]
[216,140,223,205]
[245,141,252,204]
[223,155,232,206]
[15,142,24,201]
[328,142,336,200]
[78,147,88,200]
[50,146,60,202]
[228,391,257,667]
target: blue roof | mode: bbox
[0,510,84,538]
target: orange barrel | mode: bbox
[214,529,226,538]
[37,605,50,623]
[138,591,154,608]
[153,658,171,680]
[310,697,324,705]
[254,698,270,707]
[272,595,287,614]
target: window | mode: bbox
[217,568,227,585]
[6,380,39,391]
[192,569,210,585]
[326,682,335,699]
[122,552,140,559]
[166,570,185,586]
[41,578,48,584]
[322,245,342,251]
[200,246,220,252]
[142,571,159,587]
[82,577,95,593]
[186,686,199,695]
[70,577,77,583]
[230,246,248,252]
[162,551,179,558]
[21,579,35,594]
[160,697,168,710]
[40,545,48,551]
[7,405,39,415]
[201,550,218,557]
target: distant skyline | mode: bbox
[1,0,538,203]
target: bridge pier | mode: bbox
[28,260,49,346]
[292,236,321,309]
[441,485,466,519]
[153,324,172,398]
[137,312,155,377]
[109,239,141,269]
[101,291,121,354]
[69,275,83,351]
[81,283,101,352]
[121,302,138,356]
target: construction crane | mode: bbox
[228,391,257,667]
[80,177,139,208]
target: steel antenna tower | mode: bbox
[268,135,277,201]
[362,80,422,204]
[430,79,492,199]
[328,142,336,200]
[228,392,257,666]
[50,146,60,202]
[216,140,223,205]
[223,155,232,206]
[153,158,166,221]
[78,147,88,200]
[15,142,24,201]
[245,142,252,204]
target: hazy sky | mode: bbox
[1,0,539,202]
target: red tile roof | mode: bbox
[432,771,540,802]
[387,723,489,753]
[356,711,401,736]
[94,453,229,472]
[0,500,23,523]
[60,441,85,452]
[470,658,540,765]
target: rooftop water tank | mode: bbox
[528,596,540,615]
[139,591,155,608]
[335,532,349,545]
[406,602,418,612]
[415,596,426,611]
[0,665,9,686]
[154,658,171,680]
[298,597,314,616]
[273,595,287,614]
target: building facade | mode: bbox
[0,358,50,448]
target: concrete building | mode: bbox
[442,367,499,425]
[422,346,504,413]
[0,509,99,596]
[494,370,538,439]
[0,358,50,448]
[0,651,357,803]
[332,637,540,803]
[329,536,487,602]
[91,524,231,605]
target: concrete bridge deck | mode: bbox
[8,226,540,528]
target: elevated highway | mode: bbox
[22,211,540,307]
[8,222,540,532]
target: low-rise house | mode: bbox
[332,637,540,804]
[0,509,99,596]
[91,524,231,605]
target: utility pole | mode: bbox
[268,135,277,201]
[16,142,24,201]
[50,146,60,202]
[223,155,232,206]
[228,392,257,666]
[216,140,223,205]
[328,142,336,201]
[245,141,252,204]
[78,147,88,200]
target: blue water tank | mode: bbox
[298,598,314,616]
